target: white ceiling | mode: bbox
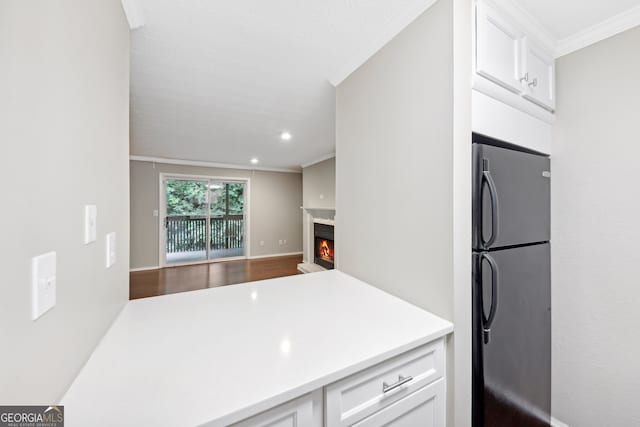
[130,0,435,171]
[130,0,640,171]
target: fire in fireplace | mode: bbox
[318,239,332,259]
[314,223,334,269]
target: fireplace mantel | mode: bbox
[313,218,335,226]
[301,206,335,219]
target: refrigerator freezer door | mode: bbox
[473,244,551,427]
[473,143,550,250]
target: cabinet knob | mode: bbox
[528,78,538,88]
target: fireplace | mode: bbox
[314,223,334,270]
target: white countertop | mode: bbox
[62,270,453,427]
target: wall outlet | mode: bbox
[32,252,56,320]
[153,210,159,217]
[283,239,287,245]
[106,232,116,268]
[259,240,265,247]
[84,205,97,244]
[278,240,283,245]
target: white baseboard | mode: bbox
[248,252,303,260]
[131,253,302,270]
[130,266,160,272]
[551,416,570,427]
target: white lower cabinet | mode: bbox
[232,339,446,427]
[352,380,445,427]
[232,390,323,427]
[325,338,446,427]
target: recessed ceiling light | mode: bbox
[250,158,259,164]
[280,131,292,141]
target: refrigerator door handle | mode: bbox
[481,159,499,249]
[480,252,499,344]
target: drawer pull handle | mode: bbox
[382,375,413,393]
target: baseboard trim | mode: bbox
[130,253,302,270]
[130,266,160,272]
[551,416,570,427]
[248,252,303,260]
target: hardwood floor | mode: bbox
[130,255,303,300]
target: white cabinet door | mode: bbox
[231,391,322,427]
[522,40,556,110]
[352,379,445,427]
[476,1,525,93]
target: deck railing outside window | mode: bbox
[166,215,244,253]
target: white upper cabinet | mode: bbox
[522,40,556,110]
[474,0,556,113]
[476,1,525,93]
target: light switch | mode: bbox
[152,210,159,217]
[84,205,97,244]
[32,252,56,320]
[106,232,116,268]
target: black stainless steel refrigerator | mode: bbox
[472,134,551,427]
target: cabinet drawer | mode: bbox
[353,379,445,427]
[325,338,445,426]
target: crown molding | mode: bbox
[555,4,640,57]
[328,0,439,86]
[129,155,302,173]
[301,152,335,169]
[483,1,640,59]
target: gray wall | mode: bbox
[336,0,453,321]
[302,157,336,208]
[336,0,457,423]
[551,27,640,427]
[130,161,303,268]
[0,0,130,403]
